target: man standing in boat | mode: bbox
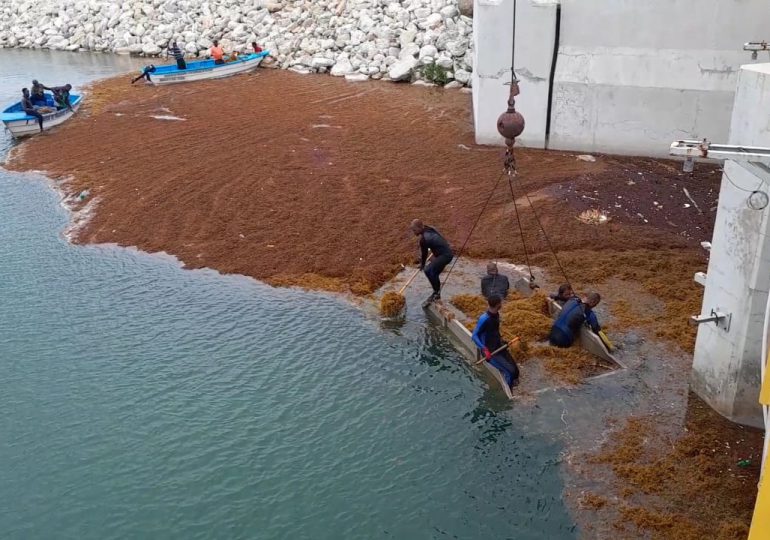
[410,219,454,302]
[169,41,186,70]
[472,294,520,390]
[30,80,47,106]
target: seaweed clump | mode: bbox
[379,292,406,317]
[451,291,600,384]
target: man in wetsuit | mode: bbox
[21,88,44,132]
[472,294,520,390]
[549,292,602,348]
[481,262,510,300]
[411,219,454,302]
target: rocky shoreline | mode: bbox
[0,0,474,86]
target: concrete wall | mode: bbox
[473,0,770,156]
[472,0,557,148]
[691,64,770,428]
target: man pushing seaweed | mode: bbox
[472,294,520,390]
[410,219,453,303]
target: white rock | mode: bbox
[418,44,437,59]
[444,80,463,89]
[440,5,457,18]
[435,54,453,69]
[141,42,161,55]
[330,56,354,76]
[312,56,335,68]
[413,80,436,87]
[414,8,431,19]
[388,55,417,81]
[454,68,471,84]
[418,13,442,30]
[345,72,369,82]
[399,43,419,59]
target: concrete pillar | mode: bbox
[472,0,557,148]
[692,64,770,428]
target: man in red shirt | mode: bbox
[210,40,225,64]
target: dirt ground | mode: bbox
[5,67,762,537]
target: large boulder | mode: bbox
[388,55,417,81]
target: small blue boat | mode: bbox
[142,51,270,86]
[1,93,82,138]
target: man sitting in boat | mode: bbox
[549,292,602,348]
[549,283,576,305]
[251,42,263,53]
[49,84,73,111]
[472,294,520,390]
[210,40,225,65]
[20,88,44,132]
[30,80,48,106]
[481,262,510,300]
[169,41,186,70]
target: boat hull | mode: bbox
[2,95,82,139]
[148,52,268,86]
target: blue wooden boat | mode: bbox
[142,51,270,85]
[1,93,82,138]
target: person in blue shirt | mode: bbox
[472,294,520,390]
[411,219,454,302]
[549,292,602,348]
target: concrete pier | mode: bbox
[691,64,770,428]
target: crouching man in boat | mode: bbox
[30,80,48,106]
[411,219,454,303]
[549,283,576,306]
[472,294,520,390]
[21,88,44,132]
[49,84,73,111]
[481,262,510,300]
[549,292,601,348]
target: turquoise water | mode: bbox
[0,50,576,539]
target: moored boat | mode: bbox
[1,93,82,138]
[142,51,270,86]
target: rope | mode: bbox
[505,172,534,280]
[441,171,506,290]
[523,190,571,285]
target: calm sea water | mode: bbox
[0,49,576,539]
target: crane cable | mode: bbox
[440,171,506,290]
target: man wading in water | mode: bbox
[411,219,454,303]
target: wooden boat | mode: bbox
[1,93,82,138]
[144,51,269,86]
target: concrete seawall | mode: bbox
[473,0,770,156]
